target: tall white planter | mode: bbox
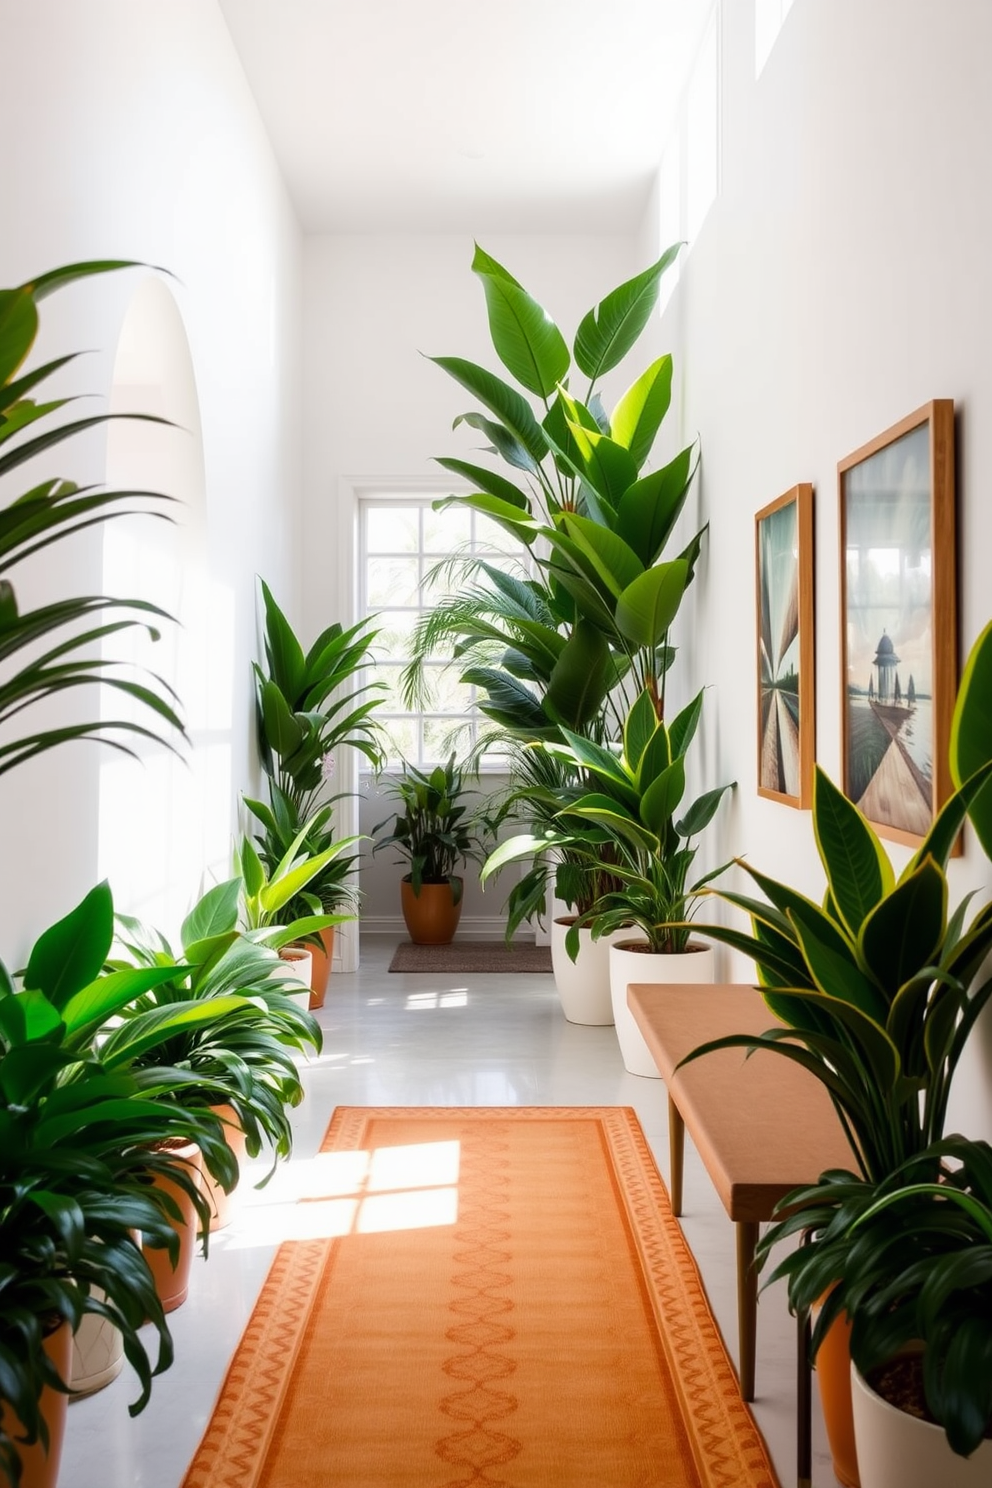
[278,946,314,1011]
[550,919,646,1025]
[852,1360,992,1488]
[70,1299,124,1396]
[608,940,715,1077]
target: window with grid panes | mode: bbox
[359,496,522,770]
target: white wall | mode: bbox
[645,0,992,1138]
[0,0,303,958]
[302,233,644,933]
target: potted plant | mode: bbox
[244,785,362,1007]
[677,619,992,1485]
[484,687,734,1067]
[372,755,492,945]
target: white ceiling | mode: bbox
[217,0,714,234]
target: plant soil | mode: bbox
[867,1354,992,1441]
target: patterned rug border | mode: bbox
[182,1106,779,1488]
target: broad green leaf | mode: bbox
[259,680,305,758]
[615,560,688,649]
[950,618,992,858]
[669,690,703,759]
[60,966,188,1039]
[610,355,673,470]
[24,881,113,1008]
[555,513,643,597]
[677,782,734,838]
[640,757,686,837]
[452,409,541,475]
[636,718,672,790]
[433,459,532,510]
[557,728,637,801]
[481,831,569,882]
[615,446,695,567]
[623,689,658,774]
[788,900,889,1022]
[573,243,683,382]
[472,244,569,397]
[858,858,947,996]
[461,666,551,735]
[562,794,660,854]
[180,878,241,948]
[562,417,638,508]
[430,356,549,463]
[544,619,612,729]
[812,767,894,938]
[259,580,306,700]
[0,286,38,385]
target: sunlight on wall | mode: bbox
[755,0,795,78]
[98,277,234,943]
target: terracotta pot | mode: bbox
[141,1139,203,1313]
[10,1318,72,1488]
[307,926,335,1010]
[199,1103,248,1233]
[278,945,314,1011]
[852,1356,992,1487]
[814,1297,859,1487]
[550,918,647,1025]
[69,1288,123,1397]
[400,877,463,945]
[608,940,715,1076]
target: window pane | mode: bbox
[380,716,418,766]
[375,663,414,715]
[366,506,419,553]
[423,716,472,764]
[367,556,420,608]
[474,514,524,556]
[431,666,476,714]
[372,609,419,661]
[424,504,471,552]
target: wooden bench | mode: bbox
[627,983,855,1484]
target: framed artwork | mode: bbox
[839,399,956,848]
[756,484,815,808]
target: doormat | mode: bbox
[181,1106,778,1488]
[388,939,553,973]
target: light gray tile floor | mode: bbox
[62,937,837,1486]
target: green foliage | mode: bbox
[234,810,360,950]
[0,262,187,776]
[483,688,733,954]
[254,579,385,815]
[372,755,495,897]
[244,783,362,925]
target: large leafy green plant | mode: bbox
[254,579,384,817]
[244,784,361,923]
[372,755,493,898]
[0,262,186,773]
[234,810,360,950]
[0,883,236,1486]
[406,242,701,743]
[484,688,733,954]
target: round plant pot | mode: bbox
[308,926,336,1010]
[550,918,647,1025]
[400,877,463,945]
[141,1139,203,1314]
[608,940,715,1077]
[278,945,314,1011]
[10,1319,72,1488]
[199,1103,249,1233]
[69,1289,124,1397]
[852,1357,992,1488]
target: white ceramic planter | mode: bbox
[852,1360,992,1488]
[608,940,715,1077]
[70,1293,124,1396]
[550,919,647,1025]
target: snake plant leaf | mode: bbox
[788,899,889,1022]
[0,353,76,412]
[640,757,686,837]
[610,355,673,470]
[563,793,660,854]
[0,285,38,384]
[812,767,894,938]
[858,856,947,996]
[180,877,242,948]
[615,445,696,567]
[614,559,688,649]
[259,580,306,700]
[573,242,682,382]
[950,617,992,858]
[678,782,735,839]
[471,243,570,398]
[431,355,549,464]
[556,513,643,598]
[433,457,533,512]
[544,618,612,729]
[623,688,658,774]
[23,881,113,1008]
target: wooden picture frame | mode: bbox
[755,483,815,808]
[838,399,956,848]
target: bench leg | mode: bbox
[797,1297,811,1488]
[668,1095,685,1217]
[735,1220,759,1402]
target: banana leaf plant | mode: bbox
[0,882,238,1486]
[405,243,702,743]
[0,261,187,775]
[483,687,734,954]
[757,1135,992,1458]
[254,579,385,816]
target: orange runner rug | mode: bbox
[182,1107,779,1488]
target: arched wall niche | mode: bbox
[99,275,235,940]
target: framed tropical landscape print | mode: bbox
[756,483,815,808]
[838,399,956,848]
